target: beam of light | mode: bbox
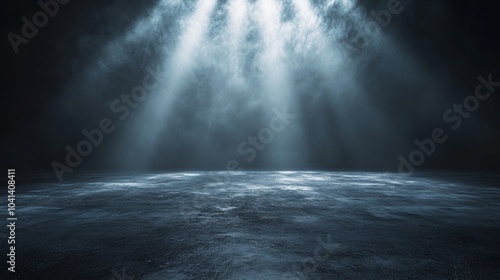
[112,0,218,169]
[52,0,459,173]
[290,0,374,167]
[254,0,292,104]
[226,0,249,88]
[163,0,218,94]
[292,0,322,33]
[290,0,341,74]
[199,0,250,90]
[179,0,254,167]
[250,0,311,168]
[199,0,250,118]
[143,0,218,119]
[305,0,403,165]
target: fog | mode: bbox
[7,0,495,173]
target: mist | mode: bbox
[4,0,499,174]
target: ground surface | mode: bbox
[2,171,500,279]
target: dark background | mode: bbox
[1,0,499,176]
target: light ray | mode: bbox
[254,0,291,104]
[251,0,310,168]
[290,0,342,77]
[113,0,218,168]
[226,0,249,88]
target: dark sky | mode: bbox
[1,0,500,178]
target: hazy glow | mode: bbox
[116,0,218,167]
[326,0,355,10]
[107,0,372,169]
[166,0,218,86]
[291,0,340,75]
[226,0,249,88]
[255,0,291,103]
[55,0,443,171]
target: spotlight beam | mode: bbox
[290,0,340,78]
[112,0,218,168]
[226,0,249,88]
[252,0,310,167]
[254,0,292,103]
